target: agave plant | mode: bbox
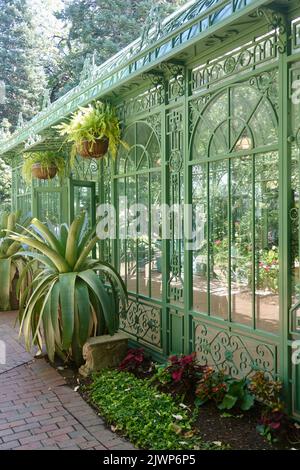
[9,213,127,365]
[0,211,32,311]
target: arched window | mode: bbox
[190,82,279,333]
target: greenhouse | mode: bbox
[1,0,300,421]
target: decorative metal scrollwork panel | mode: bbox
[122,85,165,121]
[72,156,100,182]
[120,299,162,348]
[194,321,277,379]
[191,31,277,94]
[166,109,184,304]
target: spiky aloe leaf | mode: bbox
[65,213,86,269]
[73,236,99,271]
[9,234,70,273]
[0,258,11,310]
[78,269,116,335]
[31,218,63,255]
[59,272,77,349]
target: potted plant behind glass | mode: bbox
[56,101,128,159]
[22,151,66,184]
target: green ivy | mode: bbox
[89,370,223,450]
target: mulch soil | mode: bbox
[50,357,300,451]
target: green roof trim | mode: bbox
[0,0,270,157]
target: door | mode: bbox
[33,186,67,228]
[69,179,96,228]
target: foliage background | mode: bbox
[0,0,185,206]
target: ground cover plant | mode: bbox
[101,349,296,449]
[89,369,224,450]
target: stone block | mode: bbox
[79,334,128,377]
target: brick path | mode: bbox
[0,311,135,450]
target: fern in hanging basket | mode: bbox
[22,151,67,184]
[55,101,128,159]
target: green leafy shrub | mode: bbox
[195,367,228,405]
[195,369,254,411]
[118,348,154,378]
[153,353,204,399]
[257,247,279,292]
[249,371,285,441]
[56,101,128,159]
[9,213,127,365]
[0,211,32,311]
[218,378,254,411]
[89,369,222,450]
[22,151,66,184]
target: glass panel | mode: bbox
[249,97,278,147]
[192,91,228,160]
[231,156,253,325]
[255,152,279,332]
[126,176,137,293]
[73,185,93,227]
[291,146,300,305]
[209,160,228,319]
[118,178,127,284]
[148,134,161,167]
[137,173,149,297]
[116,120,161,300]
[37,191,61,228]
[151,171,162,299]
[192,164,208,313]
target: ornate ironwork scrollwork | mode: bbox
[195,322,277,379]
[254,7,287,54]
[120,300,161,347]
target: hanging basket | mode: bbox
[76,138,109,159]
[31,163,58,180]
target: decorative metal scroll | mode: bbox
[167,108,184,303]
[194,321,277,379]
[72,156,100,181]
[119,299,162,348]
[191,31,277,94]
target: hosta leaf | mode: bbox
[218,394,238,410]
[240,393,255,411]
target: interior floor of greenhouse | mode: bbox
[124,270,279,333]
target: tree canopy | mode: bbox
[0,0,185,207]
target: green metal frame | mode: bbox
[5,0,300,418]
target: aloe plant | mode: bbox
[9,213,127,365]
[0,211,32,311]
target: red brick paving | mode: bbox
[0,311,135,450]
